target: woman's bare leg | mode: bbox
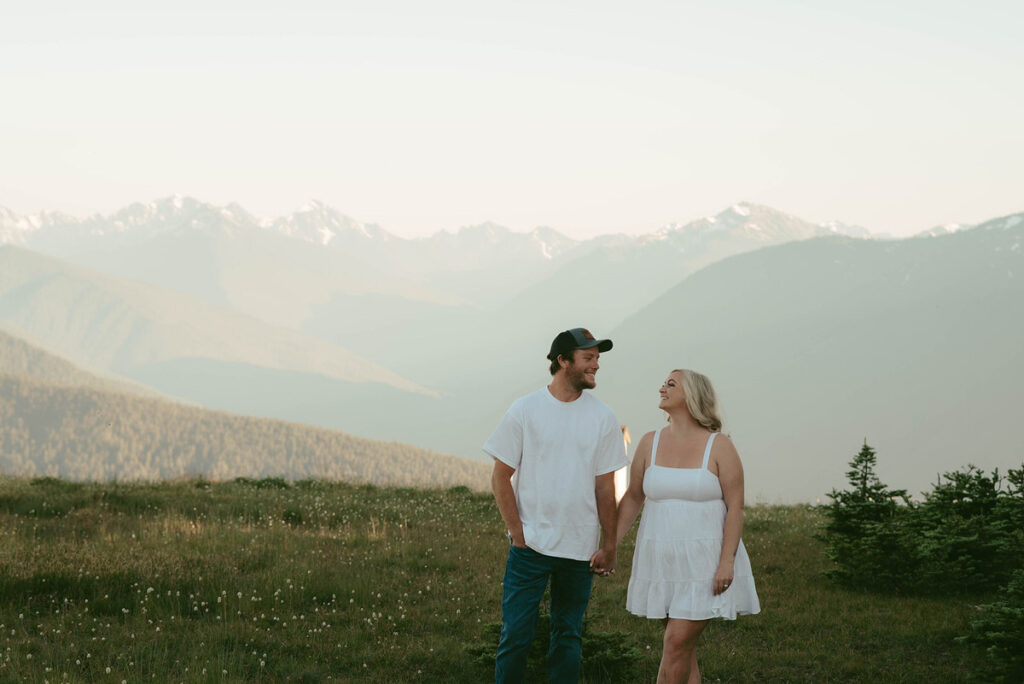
[688,647,700,684]
[657,618,708,684]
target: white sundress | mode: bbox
[626,429,761,620]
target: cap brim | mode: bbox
[579,339,613,353]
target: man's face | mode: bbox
[564,347,600,391]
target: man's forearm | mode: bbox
[594,473,617,551]
[492,466,524,544]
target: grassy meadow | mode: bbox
[0,476,988,682]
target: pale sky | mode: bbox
[2,0,1021,238]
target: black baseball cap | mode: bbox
[547,328,613,361]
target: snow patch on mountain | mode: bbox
[916,223,971,238]
[817,221,871,238]
[529,229,559,260]
[638,229,671,245]
[533,234,553,259]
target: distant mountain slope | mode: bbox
[498,202,869,331]
[0,372,488,489]
[0,327,159,397]
[0,245,430,395]
[600,213,1024,502]
[361,203,872,390]
[0,246,454,446]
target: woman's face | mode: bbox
[658,371,685,410]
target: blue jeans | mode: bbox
[495,544,594,684]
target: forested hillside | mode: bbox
[0,328,158,397]
[0,373,488,488]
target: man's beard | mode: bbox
[566,363,595,391]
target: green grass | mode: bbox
[0,477,988,682]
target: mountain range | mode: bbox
[0,197,1019,501]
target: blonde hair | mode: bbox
[672,369,723,432]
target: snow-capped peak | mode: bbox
[270,200,392,246]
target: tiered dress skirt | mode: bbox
[626,480,760,620]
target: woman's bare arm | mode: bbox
[615,431,653,545]
[713,436,745,594]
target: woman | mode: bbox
[616,369,760,683]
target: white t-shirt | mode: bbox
[483,387,629,561]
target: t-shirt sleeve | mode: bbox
[594,414,629,476]
[482,403,523,470]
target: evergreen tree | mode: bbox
[958,568,1024,682]
[820,441,914,590]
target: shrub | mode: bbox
[282,507,303,527]
[993,467,1024,576]
[958,568,1024,682]
[233,476,290,489]
[254,476,290,489]
[821,443,1023,595]
[29,476,84,492]
[914,465,1009,594]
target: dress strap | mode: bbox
[651,428,662,466]
[701,432,718,470]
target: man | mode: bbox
[484,327,629,683]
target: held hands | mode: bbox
[589,546,617,578]
[713,560,735,596]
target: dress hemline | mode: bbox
[627,607,762,621]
